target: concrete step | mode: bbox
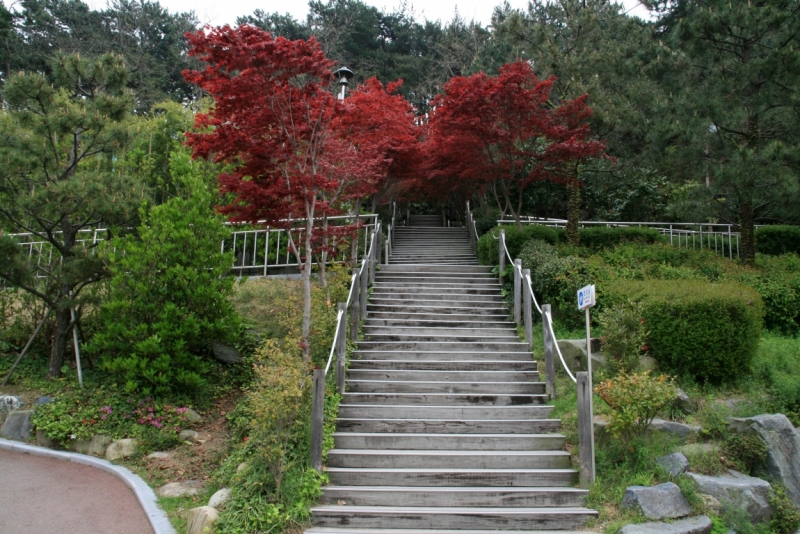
[379,265,493,274]
[327,468,580,487]
[335,418,560,434]
[370,293,504,303]
[363,326,517,337]
[345,380,545,394]
[337,405,553,420]
[356,342,530,352]
[307,528,595,534]
[332,432,563,451]
[327,450,571,469]
[362,335,521,345]
[347,370,539,382]
[369,286,502,296]
[348,360,536,371]
[341,393,549,406]
[363,319,513,329]
[367,304,509,316]
[319,486,587,508]
[352,350,535,361]
[371,283,501,292]
[375,274,495,283]
[365,312,509,322]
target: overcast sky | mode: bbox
[86,0,652,28]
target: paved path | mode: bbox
[0,448,154,534]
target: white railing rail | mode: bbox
[310,220,382,472]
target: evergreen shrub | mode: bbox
[578,226,665,250]
[605,280,763,384]
[477,224,562,265]
[756,225,800,256]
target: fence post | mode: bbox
[577,371,596,488]
[513,259,522,326]
[522,268,533,350]
[376,229,383,266]
[498,229,506,286]
[370,237,377,286]
[351,269,360,340]
[336,302,347,394]
[360,258,369,320]
[310,369,325,472]
[542,304,556,399]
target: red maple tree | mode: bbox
[421,60,606,232]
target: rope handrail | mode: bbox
[523,273,544,316]
[545,310,576,383]
[324,309,345,375]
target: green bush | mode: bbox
[578,226,665,250]
[606,280,763,384]
[89,157,240,397]
[598,301,649,376]
[756,225,800,256]
[769,485,800,534]
[753,334,800,422]
[477,225,562,265]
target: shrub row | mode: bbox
[604,280,763,384]
[756,225,800,256]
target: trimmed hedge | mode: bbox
[756,226,800,256]
[477,225,563,265]
[605,280,763,384]
[578,227,665,250]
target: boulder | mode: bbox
[676,389,693,414]
[33,396,55,405]
[236,462,248,474]
[617,515,712,534]
[651,418,701,442]
[36,429,55,448]
[211,342,242,364]
[0,395,24,412]
[621,482,692,520]
[185,409,202,423]
[687,470,772,523]
[180,430,199,442]
[641,356,660,372]
[208,488,231,508]
[158,480,203,498]
[147,451,171,460]
[557,339,605,374]
[657,453,690,477]
[186,506,219,534]
[105,438,138,461]
[0,410,32,441]
[70,434,112,456]
[728,414,800,509]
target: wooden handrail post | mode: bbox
[498,229,506,286]
[522,268,533,349]
[351,269,360,340]
[542,303,556,399]
[577,371,596,488]
[310,369,325,472]
[336,302,347,394]
[513,259,522,326]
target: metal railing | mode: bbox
[498,217,741,260]
[310,220,383,471]
[5,214,379,279]
[472,201,596,487]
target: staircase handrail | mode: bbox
[311,220,382,472]
[465,201,479,254]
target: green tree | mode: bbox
[0,52,143,379]
[89,149,239,396]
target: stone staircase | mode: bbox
[306,218,597,534]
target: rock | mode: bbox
[651,418,701,442]
[208,488,231,508]
[0,410,32,441]
[185,409,202,423]
[676,389,693,413]
[147,451,171,460]
[211,342,242,364]
[657,453,690,477]
[186,506,219,534]
[616,515,712,534]
[728,414,800,508]
[36,429,54,448]
[687,470,772,523]
[701,494,721,516]
[594,416,611,444]
[557,339,606,374]
[180,430,199,442]
[158,480,203,498]
[105,438,138,461]
[236,462,248,473]
[0,395,24,412]
[678,443,719,457]
[71,434,112,456]
[33,396,55,405]
[621,482,692,520]
[641,356,660,371]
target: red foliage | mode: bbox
[418,61,606,218]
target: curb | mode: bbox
[0,438,177,534]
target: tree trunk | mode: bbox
[47,303,72,379]
[301,217,313,362]
[566,180,581,246]
[739,195,756,266]
[319,214,328,288]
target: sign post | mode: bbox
[577,284,596,486]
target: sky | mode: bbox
[86,0,652,28]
